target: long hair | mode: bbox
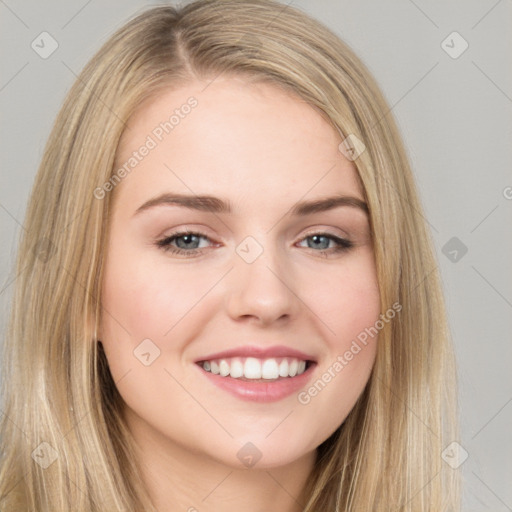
[0,1,460,510]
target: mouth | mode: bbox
[195,356,317,402]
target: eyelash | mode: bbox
[155,229,354,258]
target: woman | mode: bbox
[0,1,460,510]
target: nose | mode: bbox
[224,238,300,326]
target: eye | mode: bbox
[156,230,213,257]
[155,230,354,258]
[296,232,353,257]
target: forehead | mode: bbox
[112,77,364,210]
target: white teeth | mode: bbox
[261,359,279,379]
[200,357,310,380]
[210,361,220,375]
[229,358,244,378]
[244,357,262,379]
[219,359,230,377]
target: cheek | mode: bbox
[100,246,206,342]
[310,249,380,350]
[98,242,182,378]
[98,240,229,397]
[295,250,380,434]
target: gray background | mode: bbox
[1,1,511,509]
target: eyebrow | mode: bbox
[133,193,369,217]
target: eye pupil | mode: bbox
[309,235,329,249]
[177,234,199,249]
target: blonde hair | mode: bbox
[0,1,460,510]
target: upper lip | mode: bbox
[195,345,317,363]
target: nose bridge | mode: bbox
[225,233,297,323]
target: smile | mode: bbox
[198,356,310,380]
[195,356,317,403]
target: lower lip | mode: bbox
[195,363,317,403]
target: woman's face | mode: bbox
[99,76,380,469]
